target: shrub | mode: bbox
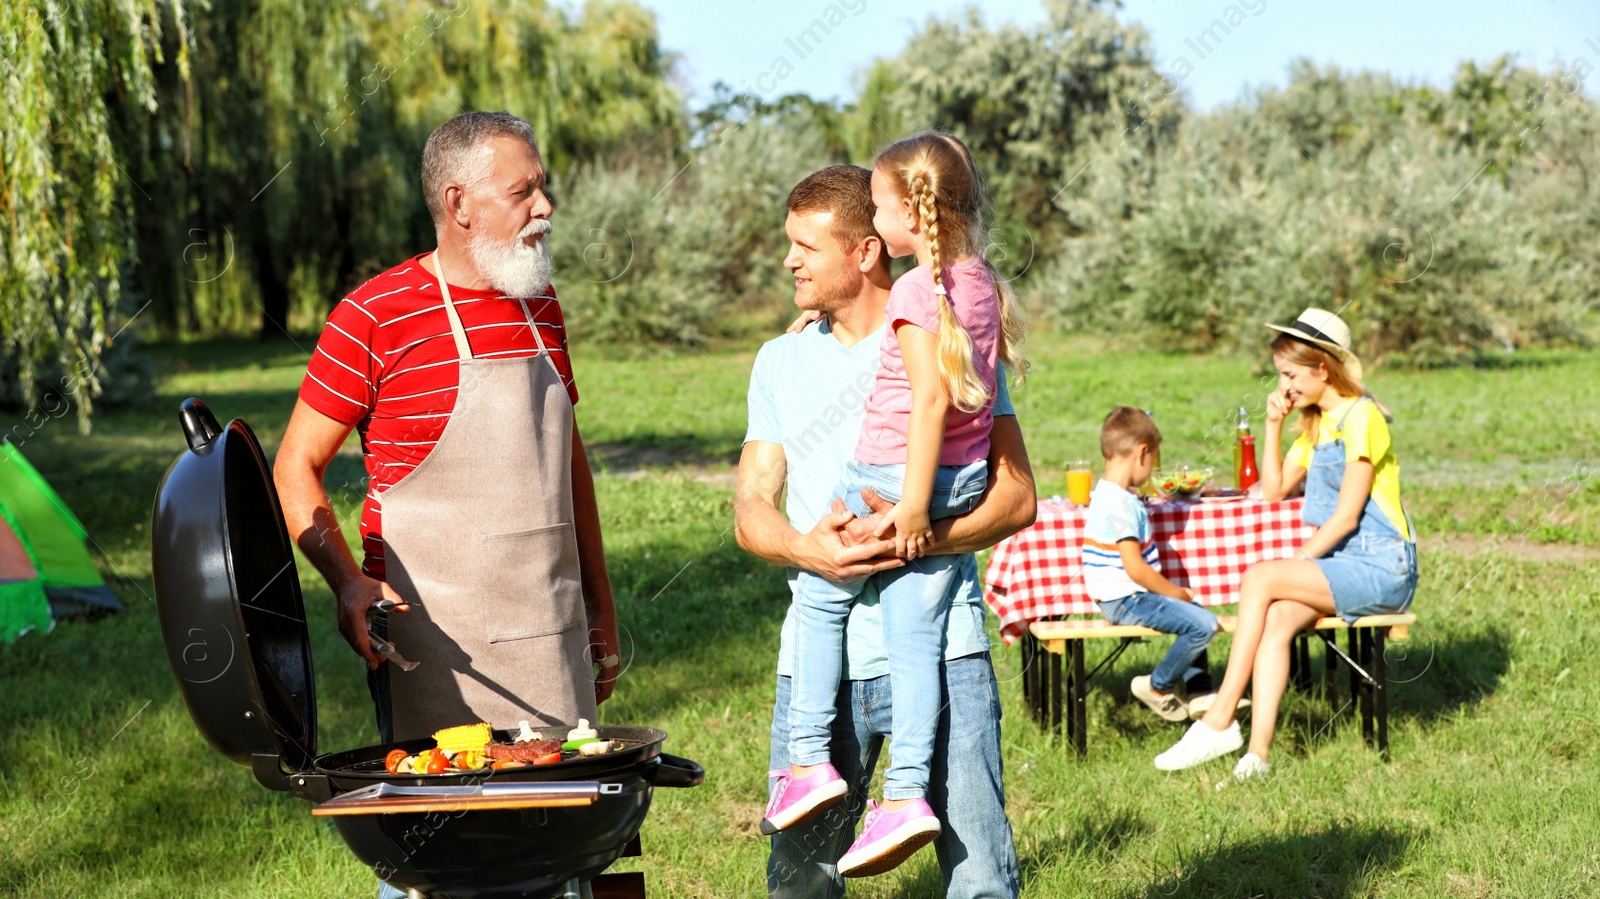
[1039,61,1598,366]
[550,106,836,349]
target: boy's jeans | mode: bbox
[789,458,986,801]
[1097,591,1218,693]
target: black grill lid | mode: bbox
[151,398,317,781]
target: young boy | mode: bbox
[1083,407,1221,721]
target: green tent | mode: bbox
[0,441,123,641]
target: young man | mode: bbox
[735,165,1035,898]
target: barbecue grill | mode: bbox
[151,399,702,898]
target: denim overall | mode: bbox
[1302,398,1419,621]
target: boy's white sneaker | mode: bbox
[1215,753,1271,790]
[1185,692,1251,721]
[1131,675,1190,722]
[1154,720,1243,771]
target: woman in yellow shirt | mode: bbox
[1155,308,1418,781]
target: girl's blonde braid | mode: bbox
[909,170,989,412]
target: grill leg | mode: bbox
[592,873,646,898]
[1375,627,1390,758]
[1069,641,1088,756]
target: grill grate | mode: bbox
[330,740,648,776]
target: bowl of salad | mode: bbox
[1152,466,1213,499]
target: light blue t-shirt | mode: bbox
[1082,480,1160,602]
[744,317,1015,680]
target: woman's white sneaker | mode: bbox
[1153,720,1243,771]
[1234,752,1271,780]
[1216,752,1271,790]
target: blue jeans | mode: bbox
[789,459,987,800]
[767,657,1020,899]
[1097,591,1219,693]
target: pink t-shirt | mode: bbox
[855,257,1000,466]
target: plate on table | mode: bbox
[1198,488,1248,503]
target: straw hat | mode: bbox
[1266,307,1363,385]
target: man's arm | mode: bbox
[570,423,621,704]
[275,399,406,669]
[734,440,902,583]
[847,414,1037,554]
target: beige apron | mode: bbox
[379,252,596,742]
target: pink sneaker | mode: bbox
[760,764,848,835]
[836,798,941,877]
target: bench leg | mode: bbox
[1347,629,1361,736]
[1374,627,1390,758]
[1068,641,1088,756]
[1021,632,1037,723]
[1301,633,1315,692]
[1292,632,1314,693]
[1191,647,1213,695]
[1049,640,1063,736]
[1359,629,1376,747]
[1323,632,1340,714]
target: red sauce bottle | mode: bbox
[1238,435,1259,491]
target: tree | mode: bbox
[0,0,188,427]
[849,0,1178,238]
[129,0,686,343]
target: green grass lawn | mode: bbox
[2,332,1597,898]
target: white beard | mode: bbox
[468,220,554,298]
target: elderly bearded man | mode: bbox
[275,112,622,759]
[737,165,1035,898]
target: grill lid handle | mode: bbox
[180,398,223,451]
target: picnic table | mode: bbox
[982,495,1416,755]
[983,495,1315,644]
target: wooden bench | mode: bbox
[1020,613,1417,757]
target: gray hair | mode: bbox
[420,111,540,224]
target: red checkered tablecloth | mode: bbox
[984,497,1316,644]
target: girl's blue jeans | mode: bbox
[789,458,987,801]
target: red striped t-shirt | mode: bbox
[297,253,578,581]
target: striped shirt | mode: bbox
[297,253,578,581]
[1082,480,1160,602]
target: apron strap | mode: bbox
[430,252,474,361]
[518,297,552,356]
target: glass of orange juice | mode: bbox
[1066,460,1093,506]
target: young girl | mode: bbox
[1154,308,1417,782]
[761,132,1026,877]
